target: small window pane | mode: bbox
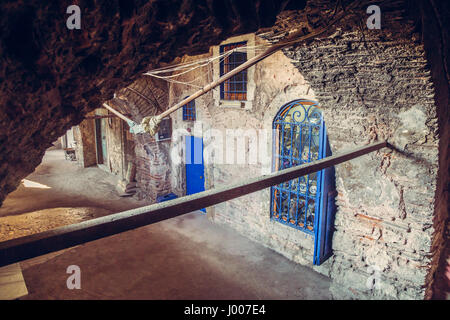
[220,41,248,101]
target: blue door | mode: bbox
[185,136,205,212]
[313,123,336,265]
[270,99,336,266]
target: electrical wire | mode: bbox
[143,43,271,88]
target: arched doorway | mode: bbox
[270,99,336,265]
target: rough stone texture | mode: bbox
[262,0,447,299]
[132,133,171,201]
[164,0,448,300]
[0,0,447,300]
[166,36,322,272]
[416,0,450,300]
[114,77,172,200]
[0,0,303,205]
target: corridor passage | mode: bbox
[1,149,331,299]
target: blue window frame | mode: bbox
[270,99,336,265]
[182,98,196,121]
[219,41,247,101]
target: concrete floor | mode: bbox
[1,149,331,299]
[0,150,145,219]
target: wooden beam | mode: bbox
[102,103,133,123]
[0,140,388,267]
[84,114,131,120]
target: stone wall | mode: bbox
[167,53,214,197]
[265,1,442,299]
[417,0,450,300]
[18,0,443,300]
[163,0,446,300]
[167,36,325,272]
[114,77,172,201]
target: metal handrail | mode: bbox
[0,140,389,267]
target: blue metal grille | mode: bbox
[270,100,325,235]
[220,41,247,101]
[182,98,196,121]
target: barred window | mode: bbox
[271,100,324,234]
[219,41,247,101]
[271,99,336,266]
[182,98,196,121]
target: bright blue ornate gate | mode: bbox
[270,99,335,265]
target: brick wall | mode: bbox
[134,133,172,202]
[116,77,173,201]
[417,0,450,299]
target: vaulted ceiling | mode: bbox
[0,0,306,204]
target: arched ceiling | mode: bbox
[0,0,306,204]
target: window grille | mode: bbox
[220,41,247,101]
[270,100,325,235]
[182,98,196,121]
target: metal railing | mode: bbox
[0,140,389,268]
